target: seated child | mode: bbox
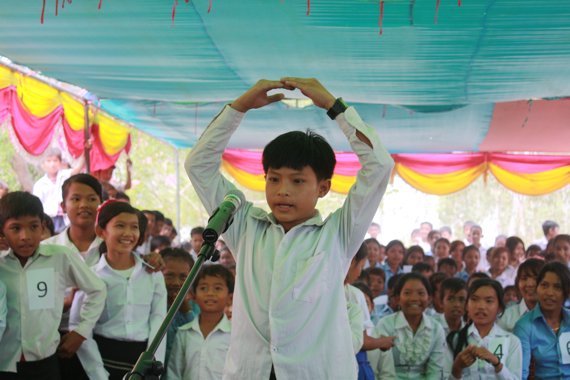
[364,238,385,269]
[71,201,167,380]
[0,192,106,380]
[185,78,394,379]
[404,246,425,267]
[188,227,205,261]
[167,265,234,380]
[434,238,451,263]
[438,257,458,278]
[485,247,516,288]
[357,269,372,287]
[375,273,403,321]
[503,285,519,307]
[412,262,434,280]
[454,245,480,283]
[376,273,445,378]
[449,241,466,273]
[367,267,386,301]
[525,244,542,259]
[433,278,467,337]
[151,235,172,253]
[160,248,196,375]
[553,234,570,265]
[381,240,406,295]
[219,246,236,268]
[426,272,449,316]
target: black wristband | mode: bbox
[327,97,348,120]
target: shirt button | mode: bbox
[271,346,278,352]
[274,276,280,280]
[127,320,131,324]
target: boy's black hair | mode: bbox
[370,222,380,229]
[62,174,103,202]
[554,234,570,248]
[411,228,420,237]
[470,225,482,232]
[356,270,371,286]
[364,237,382,250]
[437,258,457,271]
[504,285,517,294]
[429,272,449,294]
[439,277,468,303]
[193,264,235,294]
[428,230,441,240]
[462,245,480,259]
[387,273,403,291]
[220,245,231,253]
[171,227,178,236]
[440,226,452,235]
[434,237,450,249]
[412,262,433,274]
[164,218,173,227]
[135,210,148,247]
[354,242,368,263]
[468,272,490,282]
[394,272,433,297]
[44,147,62,160]
[115,192,130,202]
[151,235,171,252]
[0,192,44,228]
[153,210,165,222]
[262,129,336,182]
[537,261,570,300]
[463,221,475,228]
[180,241,192,252]
[526,244,542,257]
[352,282,374,305]
[160,247,195,268]
[420,221,433,229]
[544,251,556,262]
[448,278,505,359]
[191,226,205,236]
[367,267,386,281]
[43,214,55,237]
[542,220,559,237]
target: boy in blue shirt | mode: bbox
[186,78,394,379]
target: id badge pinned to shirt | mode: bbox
[559,332,570,364]
[26,268,55,310]
[489,337,508,363]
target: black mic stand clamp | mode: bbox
[124,234,225,379]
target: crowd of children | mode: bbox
[2,78,570,380]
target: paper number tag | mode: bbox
[403,265,413,273]
[26,268,55,310]
[559,332,570,364]
[488,337,508,362]
[374,295,388,305]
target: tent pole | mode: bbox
[83,102,91,173]
[175,149,181,239]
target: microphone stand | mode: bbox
[124,242,220,379]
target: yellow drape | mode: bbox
[489,163,570,196]
[395,163,487,195]
[97,113,131,156]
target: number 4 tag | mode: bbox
[26,268,55,311]
[559,332,570,364]
[489,337,508,362]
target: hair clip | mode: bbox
[95,199,121,226]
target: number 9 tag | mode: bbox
[559,332,570,364]
[26,268,55,310]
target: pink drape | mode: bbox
[89,123,131,172]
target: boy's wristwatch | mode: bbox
[327,97,348,120]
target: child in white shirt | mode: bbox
[433,278,467,338]
[186,78,394,380]
[167,264,234,380]
[0,191,106,379]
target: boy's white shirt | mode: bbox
[185,104,394,380]
[42,226,103,265]
[70,252,167,380]
[433,312,466,338]
[166,313,231,380]
[485,265,516,289]
[345,283,374,330]
[0,243,106,372]
[347,301,364,355]
[32,168,72,217]
[0,279,6,342]
[443,323,522,380]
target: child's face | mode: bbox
[504,289,518,305]
[491,251,509,273]
[420,269,433,280]
[450,244,465,265]
[1,216,44,260]
[219,250,236,267]
[537,271,565,312]
[224,293,233,321]
[412,231,420,244]
[387,245,404,268]
[434,242,449,259]
[463,249,480,272]
[420,224,431,241]
[512,242,525,264]
[190,233,204,254]
[464,225,472,240]
[495,236,506,247]
[62,182,101,229]
[96,212,140,256]
[363,293,374,315]
[406,251,423,266]
[428,233,441,250]
[369,274,385,299]
[368,225,380,239]
[195,275,230,313]
[153,220,164,237]
[346,258,367,285]
[397,279,430,318]
[43,155,62,175]
[554,240,570,265]
[443,288,467,321]
[161,224,173,236]
[366,241,380,264]
[527,248,541,258]
[468,286,500,327]
[433,283,444,313]
[471,228,482,245]
[264,165,331,232]
[440,263,457,278]
[441,230,452,241]
[162,259,191,306]
[143,212,156,236]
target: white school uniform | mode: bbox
[347,302,365,355]
[345,284,375,331]
[167,314,231,380]
[497,301,529,333]
[367,326,397,380]
[0,279,6,342]
[32,168,72,218]
[0,244,106,373]
[443,323,522,380]
[185,104,394,380]
[485,265,516,289]
[376,310,445,379]
[70,252,167,380]
[433,313,466,338]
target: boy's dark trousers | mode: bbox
[0,353,61,380]
[269,365,277,380]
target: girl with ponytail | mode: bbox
[444,279,522,379]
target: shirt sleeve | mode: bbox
[0,280,6,342]
[63,249,107,339]
[75,336,109,380]
[347,302,364,354]
[327,108,395,266]
[355,287,374,330]
[513,319,531,380]
[184,105,249,256]
[148,272,168,364]
[426,323,445,379]
[166,330,187,380]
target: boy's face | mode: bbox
[143,212,155,236]
[368,225,380,239]
[346,258,366,285]
[195,275,230,313]
[265,166,331,232]
[363,293,374,315]
[441,230,452,240]
[152,220,164,237]
[1,216,44,260]
[471,228,482,245]
[429,232,441,250]
[160,224,173,237]
[62,182,101,229]
[443,288,467,321]
[464,225,472,241]
[554,240,570,265]
[369,274,385,299]
[43,155,62,175]
[504,289,519,305]
[434,242,449,259]
[190,233,204,253]
[162,259,191,306]
[219,250,236,267]
[433,283,444,313]
[420,224,431,241]
[463,249,480,272]
[440,263,457,278]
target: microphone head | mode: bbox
[225,188,246,211]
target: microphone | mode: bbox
[202,189,246,244]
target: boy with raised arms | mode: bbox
[185,78,394,379]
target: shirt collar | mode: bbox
[394,310,434,330]
[94,251,144,274]
[251,209,327,228]
[7,243,53,262]
[187,313,231,335]
[518,300,529,315]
